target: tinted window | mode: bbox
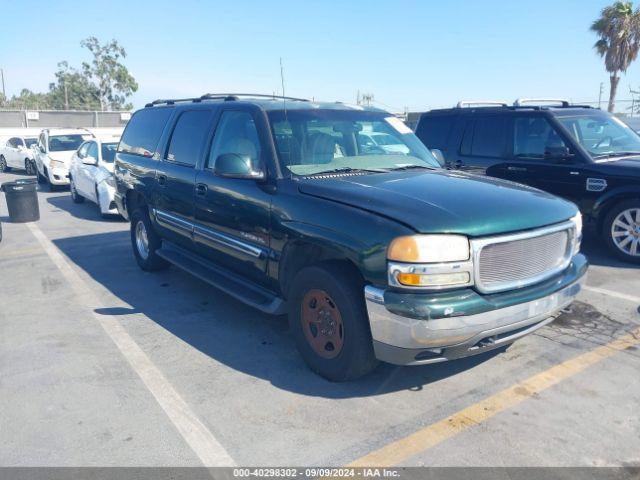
[166,110,213,166]
[101,143,118,163]
[77,142,90,158]
[469,116,507,157]
[24,138,37,148]
[513,117,566,158]
[208,111,261,169]
[8,138,18,148]
[119,108,172,157]
[416,115,455,150]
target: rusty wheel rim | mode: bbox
[301,289,344,359]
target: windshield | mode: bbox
[556,112,640,158]
[49,134,92,152]
[268,109,440,176]
[24,138,38,148]
[101,142,118,163]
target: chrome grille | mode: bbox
[475,227,572,293]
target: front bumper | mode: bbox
[365,254,588,365]
[48,166,70,185]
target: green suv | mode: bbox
[114,94,587,381]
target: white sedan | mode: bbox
[69,136,121,218]
[0,136,39,174]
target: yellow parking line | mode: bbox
[348,326,640,467]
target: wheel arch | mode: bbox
[593,187,640,234]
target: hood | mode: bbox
[297,170,577,237]
[48,151,75,166]
[593,156,640,177]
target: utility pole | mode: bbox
[0,69,5,100]
[598,82,604,110]
[64,80,69,110]
[361,92,374,107]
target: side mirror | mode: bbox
[82,155,98,166]
[544,146,573,161]
[430,148,446,166]
[214,153,265,180]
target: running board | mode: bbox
[157,242,287,315]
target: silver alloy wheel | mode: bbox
[135,220,150,260]
[611,207,640,257]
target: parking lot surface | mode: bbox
[1,169,639,467]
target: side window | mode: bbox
[119,108,172,157]
[416,116,454,151]
[77,142,89,158]
[469,116,507,157]
[207,111,261,170]
[15,138,25,147]
[87,142,99,160]
[165,110,213,167]
[513,117,566,159]
[7,137,18,148]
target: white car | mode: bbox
[0,136,39,174]
[69,136,121,217]
[360,132,411,155]
[33,128,95,190]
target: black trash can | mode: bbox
[1,178,40,223]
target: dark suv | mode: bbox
[114,94,586,381]
[415,100,640,263]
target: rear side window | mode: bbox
[166,110,213,167]
[463,116,508,158]
[416,115,454,150]
[119,108,172,157]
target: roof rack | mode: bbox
[146,93,309,107]
[456,100,508,108]
[513,98,570,107]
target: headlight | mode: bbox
[571,212,582,254]
[49,159,65,169]
[388,234,470,263]
[387,234,473,289]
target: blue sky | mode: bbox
[1,0,638,112]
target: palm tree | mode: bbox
[591,1,640,112]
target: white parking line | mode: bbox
[584,285,640,305]
[26,222,235,467]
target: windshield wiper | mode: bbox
[593,151,640,158]
[306,167,388,176]
[385,164,436,171]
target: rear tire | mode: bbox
[603,199,640,264]
[25,159,35,175]
[130,208,169,271]
[288,262,378,382]
[70,177,85,203]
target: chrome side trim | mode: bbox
[153,208,266,259]
[471,220,576,294]
[154,209,193,233]
[193,225,264,259]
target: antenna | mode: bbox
[280,57,287,115]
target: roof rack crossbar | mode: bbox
[456,100,509,108]
[201,93,309,102]
[513,98,570,107]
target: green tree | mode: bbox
[80,36,138,111]
[3,89,52,110]
[592,1,640,112]
[48,61,102,110]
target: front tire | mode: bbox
[130,208,169,271]
[288,263,378,382]
[0,156,7,172]
[603,199,640,264]
[70,177,85,203]
[25,159,35,175]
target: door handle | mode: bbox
[157,174,167,186]
[195,183,208,196]
[507,166,527,172]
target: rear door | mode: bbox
[6,138,22,167]
[153,108,214,249]
[457,115,510,176]
[193,106,273,285]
